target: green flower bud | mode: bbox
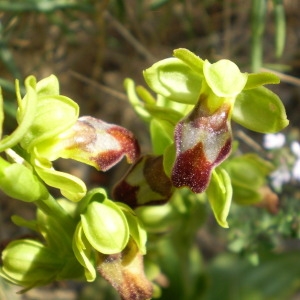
[80,198,129,254]
[0,156,48,202]
[0,240,63,290]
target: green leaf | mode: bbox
[244,72,280,90]
[143,57,202,104]
[150,119,175,155]
[173,48,204,74]
[233,86,289,133]
[81,200,129,254]
[203,59,248,97]
[274,0,286,58]
[206,168,232,228]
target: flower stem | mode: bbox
[35,195,76,232]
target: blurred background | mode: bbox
[1,0,300,299]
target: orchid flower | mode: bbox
[124,48,288,227]
[0,75,139,202]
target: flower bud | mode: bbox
[0,239,63,290]
[0,157,48,202]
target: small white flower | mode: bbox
[263,133,285,149]
[292,159,300,181]
[270,166,291,190]
[291,141,300,158]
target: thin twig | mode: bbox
[260,67,300,86]
[236,130,264,153]
[104,11,157,64]
[68,70,128,102]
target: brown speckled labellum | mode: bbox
[113,155,174,208]
[97,239,153,300]
[59,116,140,171]
[171,95,232,193]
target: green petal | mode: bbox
[81,200,129,254]
[203,59,248,97]
[233,86,289,133]
[34,157,86,202]
[143,57,202,104]
[244,72,280,90]
[124,78,152,122]
[206,168,232,228]
[36,74,60,96]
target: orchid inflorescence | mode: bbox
[0,48,288,299]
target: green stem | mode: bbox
[35,194,75,232]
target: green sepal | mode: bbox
[117,202,147,254]
[244,72,280,90]
[0,76,37,152]
[233,86,289,133]
[36,74,60,96]
[72,222,97,282]
[81,199,129,254]
[143,57,202,104]
[206,168,232,228]
[173,48,204,74]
